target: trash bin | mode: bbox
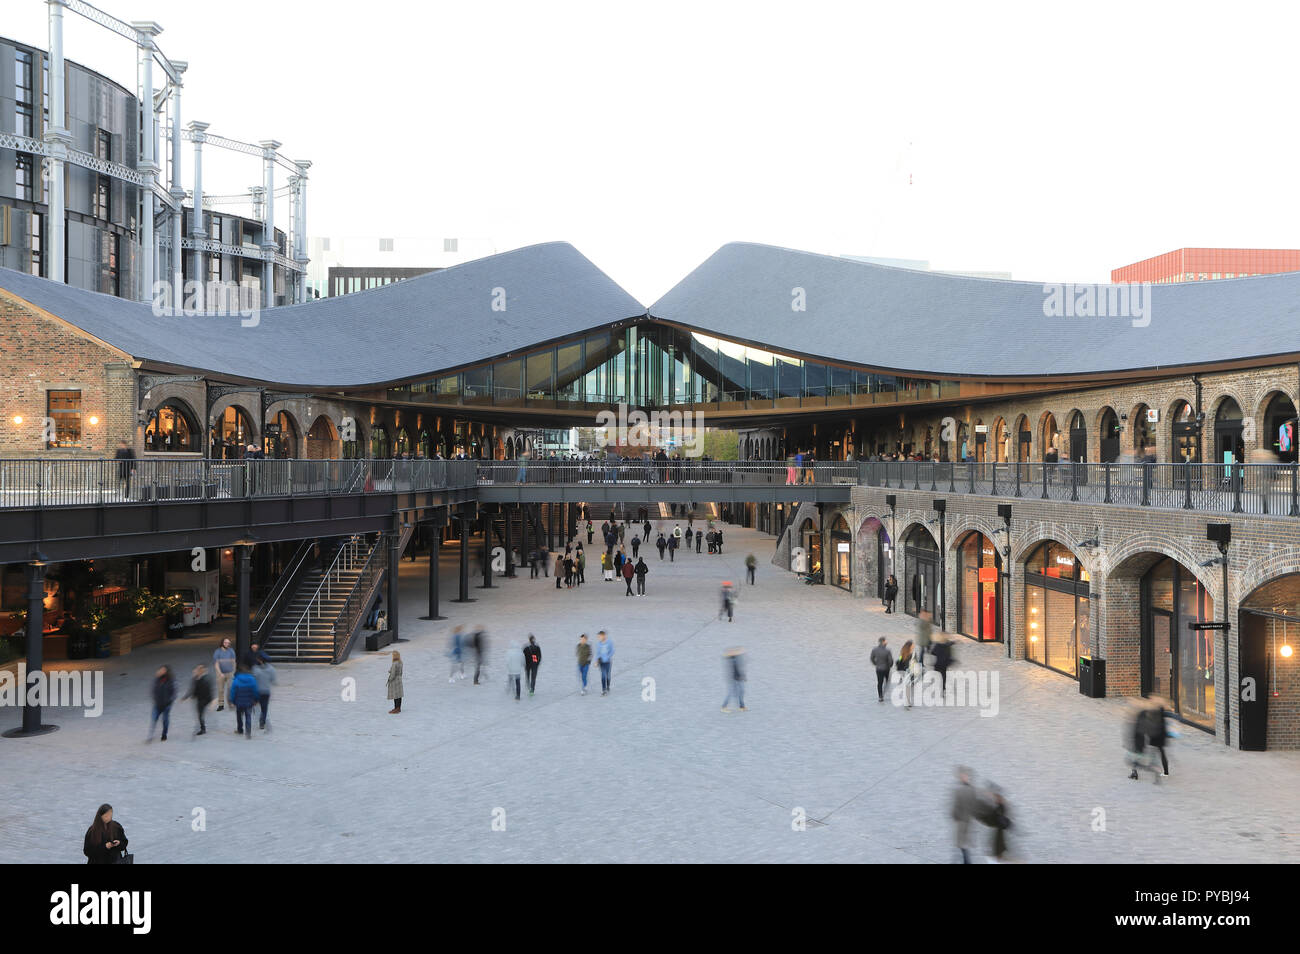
[94,629,112,658]
[1078,656,1106,698]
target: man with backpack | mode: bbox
[523,635,542,696]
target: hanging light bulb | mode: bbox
[1282,643,1294,658]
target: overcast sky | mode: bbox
[7,0,1299,303]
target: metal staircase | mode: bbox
[264,535,374,663]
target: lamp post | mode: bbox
[885,494,897,579]
[933,499,946,630]
[1206,523,1232,746]
[998,503,1012,659]
[3,552,59,738]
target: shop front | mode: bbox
[957,532,1001,642]
[1024,541,1090,677]
[828,514,851,590]
[1142,557,1215,732]
[904,526,938,619]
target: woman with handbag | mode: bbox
[83,803,130,864]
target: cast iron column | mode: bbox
[505,505,516,578]
[479,511,496,589]
[420,516,447,620]
[236,544,252,659]
[12,560,56,736]
[388,529,402,640]
[453,513,475,603]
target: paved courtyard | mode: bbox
[4,523,1299,864]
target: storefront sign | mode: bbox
[978,566,998,583]
[837,542,850,553]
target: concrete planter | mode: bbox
[108,617,166,656]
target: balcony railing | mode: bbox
[477,459,861,486]
[861,460,1300,517]
[0,458,478,509]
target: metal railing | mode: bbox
[477,459,861,486]
[0,458,478,509]
[282,536,368,658]
[861,459,1300,516]
[331,536,387,663]
[251,537,324,644]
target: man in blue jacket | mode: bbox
[228,665,260,738]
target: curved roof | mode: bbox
[0,242,645,389]
[648,242,1300,378]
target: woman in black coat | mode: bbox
[84,803,128,864]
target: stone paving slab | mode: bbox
[3,524,1298,863]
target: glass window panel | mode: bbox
[556,343,583,400]
[747,347,774,399]
[1045,587,1076,673]
[830,366,852,397]
[463,365,491,404]
[718,340,747,401]
[527,349,554,399]
[494,358,523,404]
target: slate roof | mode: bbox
[0,242,645,389]
[648,242,1300,377]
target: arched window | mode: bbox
[1040,413,1060,461]
[395,427,411,458]
[1068,410,1087,463]
[1262,392,1297,463]
[342,420,365,460]
[1098,408,1120,463]
[371,426,391,460]
[1171,400,1198,464]
[145,401,200,453]
[904,525,939,619]
[1024,541,1090,677]
[1212,398,1244,467]
[212,405,256,459]
[1143,557,1215,729]
[306,415,339,459]
[1132,404,1155,460]
[266,411,298,459]
[957,532,1001,642]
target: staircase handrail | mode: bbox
[283,535,364,658]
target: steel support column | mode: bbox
[4,560,59,737]
[452,514,475,603]
[388,529,402,641]
[235,544,251,659]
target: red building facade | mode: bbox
[1112,248,1300,284]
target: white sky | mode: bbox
[6,0,1300,303]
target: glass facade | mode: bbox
[958,533,1001,641]
[1024,541,1090,676]
[1144,558,1215,730]
[388,323,961,411]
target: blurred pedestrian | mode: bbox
[596,630,614,695]
[471,627,488,685]
[252,655,277,730]
[387,650,404,714]
[182,663,214,735]
[448,626,466,682]
[505,641,524,701]
[932,635,954,695]
[982,784,1012,862]
[147,665,175,742]
[719,581,735,622]
[951,766,981,864]
[745,553,757,585]
[897,640,914,708]
[576,633,592,695]
[721,647,747,712]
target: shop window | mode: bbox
[46,389,82,447]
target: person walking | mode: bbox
[114,440,136,500]
[631,534,641,558]
[555,552,564,588]
[622,555,635,596]
[228,664,260,738]
[951,766,982,864]
[668,533,678,562]
[932,635,954,696]
[685,527,694,552]
[252,655,277,730]
[635,556,649,595]
[897,640,915,708]
[715,528,724,554]
[505,641,524,701]
[719,581,736,622]
[745,553,757,585]
[563,552,575,588]
[577,548,586,585]
[147,665,175,742]
[721,647,747,712]
[576,634,593,695]
[696,528,703,553]
[916,612,934,671]
[523,635,541,695]
[982,784,1012,862]
[448,626,466,682]
[643,519,652,541]
[595,631,614,695]
[182,663,214,735]
[586,520,594,544]
[1147,699,1173,777]
[83,804,129,865]
[213,637,236,712]
[470,627,488,685]
[884,574,899,614]
[385,650,404,714]
[656,533,667,560]
[870,637,893,702]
